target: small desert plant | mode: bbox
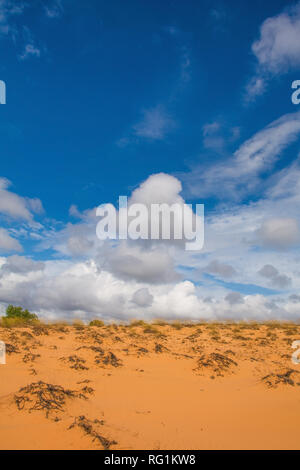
[152,319,168,326]
[143,324,161,335]
[72,320,85,330]
[49,322,69,333]
[170,321,184,330]
[129,319,148,328]
[89,319,105,327]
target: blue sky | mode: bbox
[1,0,300,321]
[0,0,296,215]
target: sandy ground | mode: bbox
[0,321,300,450]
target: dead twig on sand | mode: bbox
[14,381,94,418]
[60,355,89,370]
[6,343,19,354]
[22,353,40,363]
[262,369,300,388]
[68,415,117,449]
[95,351,123,368]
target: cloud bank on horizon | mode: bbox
[1,0,300,322]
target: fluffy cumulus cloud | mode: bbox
[130,172,182,206]
[131,288,153,307]
[246,2,300,100]
[0,256,297,322]
[0,255,44,275]
[1,153,300,322]
[252,2,300,74]
[100,243,181,284]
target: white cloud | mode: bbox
[225,292,244,305]
[2,152,300,321]
[116,104,175,148]
[258,264,291,288]
[0,0,25,36]
[0,258,298,321]
[26,197,44,215]
[252,3,300,74]
[101,243,181,284]
[0,228,22,253]
[37,172,202,284]
[183,111,300,200]
[179,47,191,84]
[257,218,300,250]
[246,2,300,99]
[0,2,41,60]
[201,121,241,153]
[202,122,221,136]
[130,172,182,206]
[23,165,300,320]
[202,121,225,152]
[204,260,236,278]
[19,43,41,60]
[67,235,94,257]
[131,287,153,307]
[133,105,175,141]
[0,255,44,274]
[245,76,266,102]
[266,159,300,201]
[18,26,41,61]
[0,177,43,221]
[44,0,63,19]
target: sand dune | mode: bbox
[0,321,300,450]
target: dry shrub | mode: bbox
[68,415,117,449]
[6,343,20,354]
[262,369,300,388]
[14,381,94,418]
[60,355,89,370]
[194,352,238,376]
[73,320,86,331]
[95,351,123,368]
[22,353,41,363]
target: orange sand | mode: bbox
[0,322,300,450]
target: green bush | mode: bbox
[5,304,38,321]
